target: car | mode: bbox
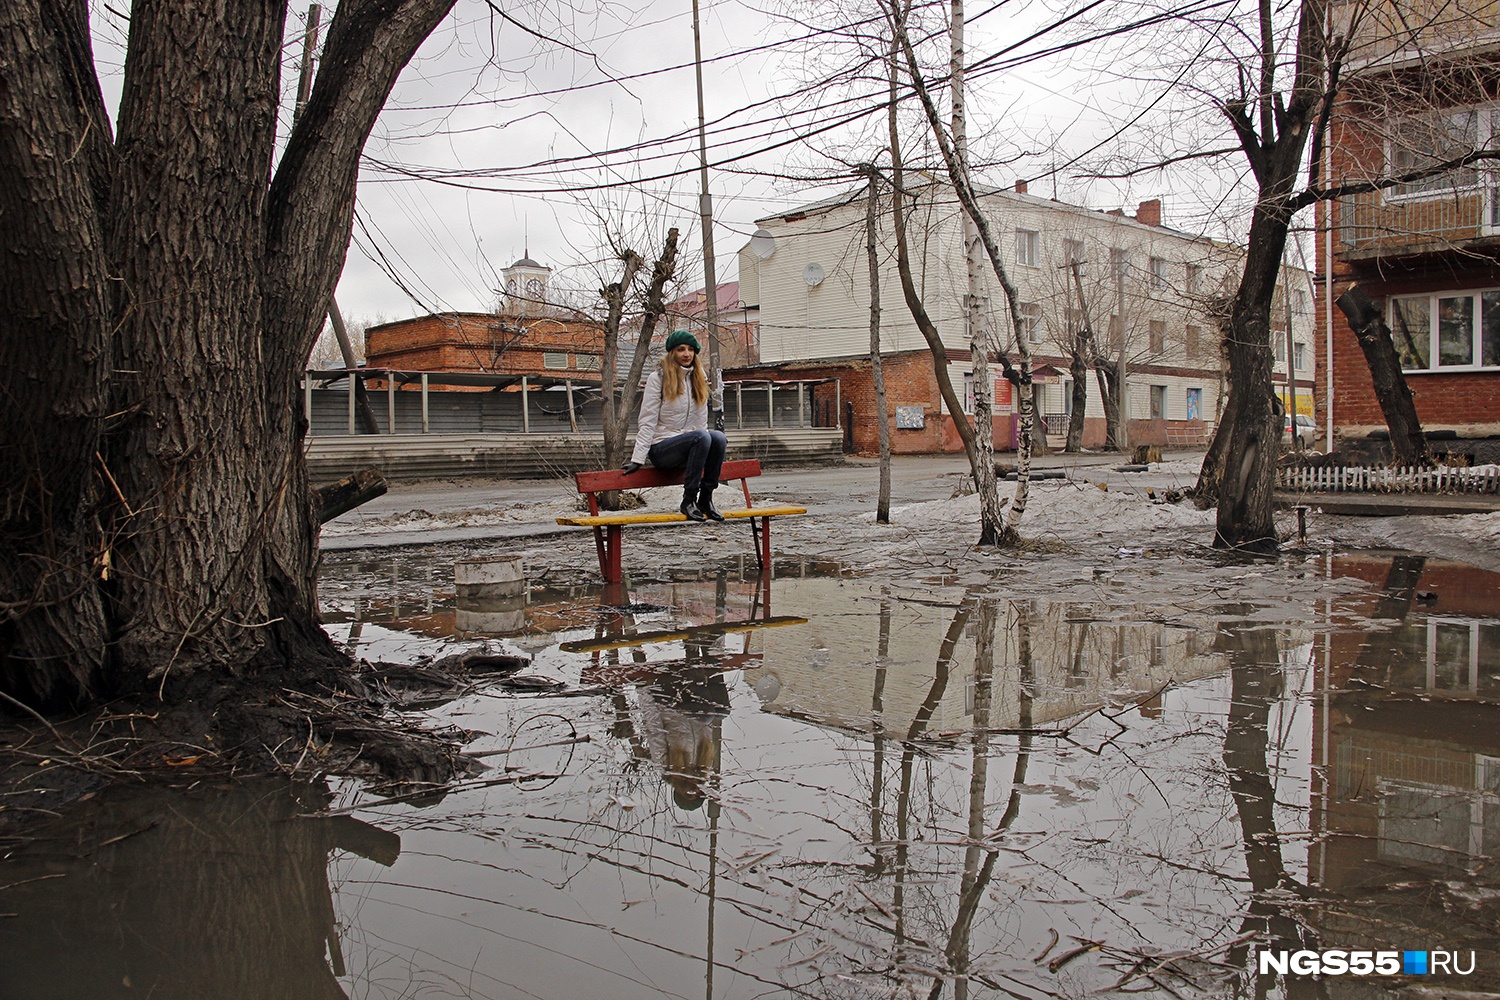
[1283,413,1316,449]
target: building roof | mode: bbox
[670,281,745,316]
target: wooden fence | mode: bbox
[1277,464,1500,494]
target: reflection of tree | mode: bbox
[875,593,1035,998]
[934,600,1032,1000]
[1219,619,1325,1000]
[0,779,398,999]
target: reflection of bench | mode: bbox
[560,616,808,653]
[556,459,806,584]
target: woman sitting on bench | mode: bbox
[622,331,727,522]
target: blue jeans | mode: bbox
[648,430,727,499]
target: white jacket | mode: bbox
[631,367,708,465]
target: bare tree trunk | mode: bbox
[1209,0,1329,551]
[949,0,1007,545]
[600,251,646,467]
[860,166,893,523]
[596,230,680,510]
[2,0,456,705]
[0,0,112,705]
[1334,284,1432,466]
[891,7,1032,543]
[1066,341,1088,452]
[884,21,982,498]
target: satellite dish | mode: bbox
[749,228,777,259]
[802,262,825,287]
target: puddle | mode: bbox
[4,550,1500,997]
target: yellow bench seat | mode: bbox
[556,504,807,528]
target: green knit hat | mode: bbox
[665,330,701,353]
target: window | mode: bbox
[1150,384,1166,419]
[1064,238,1085,265]
[1293,289,1309,314]
[1149,319,1165,354]
[1110,247,1129,283]
[575,353,601,371]
[1149,257,1168,289]
[543,351,569,369]
[1273,336,1287,363]
[1293,342,1307,372]
[1109,314,1124,349]
[1186,387,1202,421]
[1390,289,1500,369]
[963,373,974,415]
[1185,263,1203,295]
[1388,108,1485,198]
[1185,324,1201,359]
[1018,301,1043,343]
[1016,229,1041,267]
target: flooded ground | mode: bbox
[4,543,1500,999]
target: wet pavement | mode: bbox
[5,539,1500,998]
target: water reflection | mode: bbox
[1308,552,1500,989]
[11,551,1500,997]
[0,780,398,1000]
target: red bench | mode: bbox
[556,459,806,584]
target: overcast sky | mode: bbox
[90,0,1269,327]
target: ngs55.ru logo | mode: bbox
[1259,950,1476,976]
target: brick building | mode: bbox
[363,254,606,384]
[364,312,606,383]
[739,181,1316,455]
[668,282,760,368]
[1317,0,1500,458]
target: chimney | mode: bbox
[1014,180,1028,194]
[1135,199,1162,227]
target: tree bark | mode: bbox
[601,231,679,468]
[1334,284,1432,466]
[1,0,456,706]
[0,0,113,705]
[1210,0,1329,552]
[1066,340,1088,452]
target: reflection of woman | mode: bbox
[621,331,727,522]
[636,663,729,811]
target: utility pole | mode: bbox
[691,0,724,426]
[295,3,378,434]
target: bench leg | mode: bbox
[592,524,625,584]
[749,516,772,572]
[604,524,623,584]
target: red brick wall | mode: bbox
[730,352,1036,455]
[1316,86,1500,437]
[365,313,606,380]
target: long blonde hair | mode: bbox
[660,352,709,404]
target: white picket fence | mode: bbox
[1277,464,1500,494]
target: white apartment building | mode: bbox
[737,180,1316,451]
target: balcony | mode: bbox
[1337,186,1500,259]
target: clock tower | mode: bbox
[500,252,551,318]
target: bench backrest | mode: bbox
[575,458,762,495]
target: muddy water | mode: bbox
[3,550,1500,998]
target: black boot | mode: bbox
[697,487,724,522]
[680,490,706,522]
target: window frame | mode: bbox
[1388,286,1500,372]
[1015,229,1041,268]
[1384,105,1493,203]
[1148,256,1168,290]
[1018,301,1043,343]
